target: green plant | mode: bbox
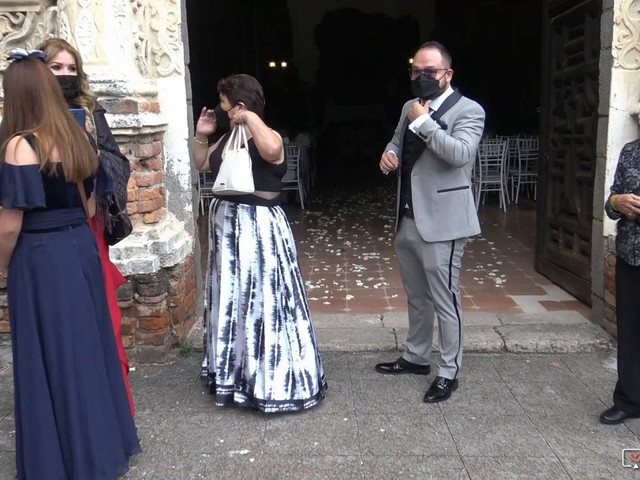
[178,336,193,358]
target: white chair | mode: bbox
[475,139,509,212]
[511,137,539,204]
[282,144,306,210]
[197,171,216,215]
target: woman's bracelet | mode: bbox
[610,195,619,211]
[194,136,209,146]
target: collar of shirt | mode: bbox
[429,85,454,113]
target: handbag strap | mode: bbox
[76,181,90,221]
[236,124,247,149]
[222,127,238,157]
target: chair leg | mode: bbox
[299,186,305,210]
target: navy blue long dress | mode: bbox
[0,141,141,479]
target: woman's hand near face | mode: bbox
[196,107,217,137]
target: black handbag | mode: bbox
[99,147,133,245]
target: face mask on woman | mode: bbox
[56,75,80,100]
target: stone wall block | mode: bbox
[143,208,166,224]
[134,143,160,160]
[134,271,169,284]
[136,280,170,298]
[143,158,164,171]
[139,187,163,202]
[135,300,168,318]
[102,99,138,115]
[120,318,136,336]
[140,101,161,114]
[135,293,168,304]
[136,197,165,214]
[132,171,163,188]
[135,328,170,346]
[138,311,171,331]
[116,282,135,302]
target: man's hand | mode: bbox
[407,99,431,122]
[380,151,399,173]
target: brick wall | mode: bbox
[118,254,197,363]
[0,253,196,362]
[0,98,197,360]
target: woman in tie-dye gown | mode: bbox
[192,74,327,413]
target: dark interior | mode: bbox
[186,0,542,188]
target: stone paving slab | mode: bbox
[3,351,639,480]
[497,311,589,325]
[497,323,615,353]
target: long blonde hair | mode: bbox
[37,37,98,132]
[0,56,98,182]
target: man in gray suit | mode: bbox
[375,41,485,403]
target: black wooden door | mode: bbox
[536,0,600,304]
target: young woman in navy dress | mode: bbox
[0,51,140,480]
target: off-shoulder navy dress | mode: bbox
[0,146,141,479]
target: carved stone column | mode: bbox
[0,0,197,363]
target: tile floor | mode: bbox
[283,185,591,319]
[198,184,591,319]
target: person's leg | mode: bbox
[418,239,467,380]
[394,218,435,365]
[613,258,640,414]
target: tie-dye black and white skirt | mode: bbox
[201,199,327,413]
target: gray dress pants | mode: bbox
[394,217,467,380]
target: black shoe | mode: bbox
[374,357,431,375]
[423,376,458,403]
[599,406,639,425]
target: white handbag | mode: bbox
[212,124,255,195]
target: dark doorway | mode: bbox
[186,0,542,187]
[536,0,601,305]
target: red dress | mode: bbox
[89,216,135,415]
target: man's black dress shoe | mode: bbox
[423,376,458,403]
[599,406,639,425]
[374,357,430,375]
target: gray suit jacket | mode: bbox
[385,92,485,242]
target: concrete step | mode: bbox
[187,311,615,356]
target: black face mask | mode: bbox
[214,103,231,133]
[410,75,441,102]
[56,75,80,100]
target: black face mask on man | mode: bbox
[56,75,80,101]
[410,75,441,102]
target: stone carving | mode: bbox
[74,0,98,62]
[613,0,640,69]
[0,1,58,71]
[131,0,183,78]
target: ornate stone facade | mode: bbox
[613,0,640,70]
[0,0,197,363]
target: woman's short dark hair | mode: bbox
[217,74,265,118]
